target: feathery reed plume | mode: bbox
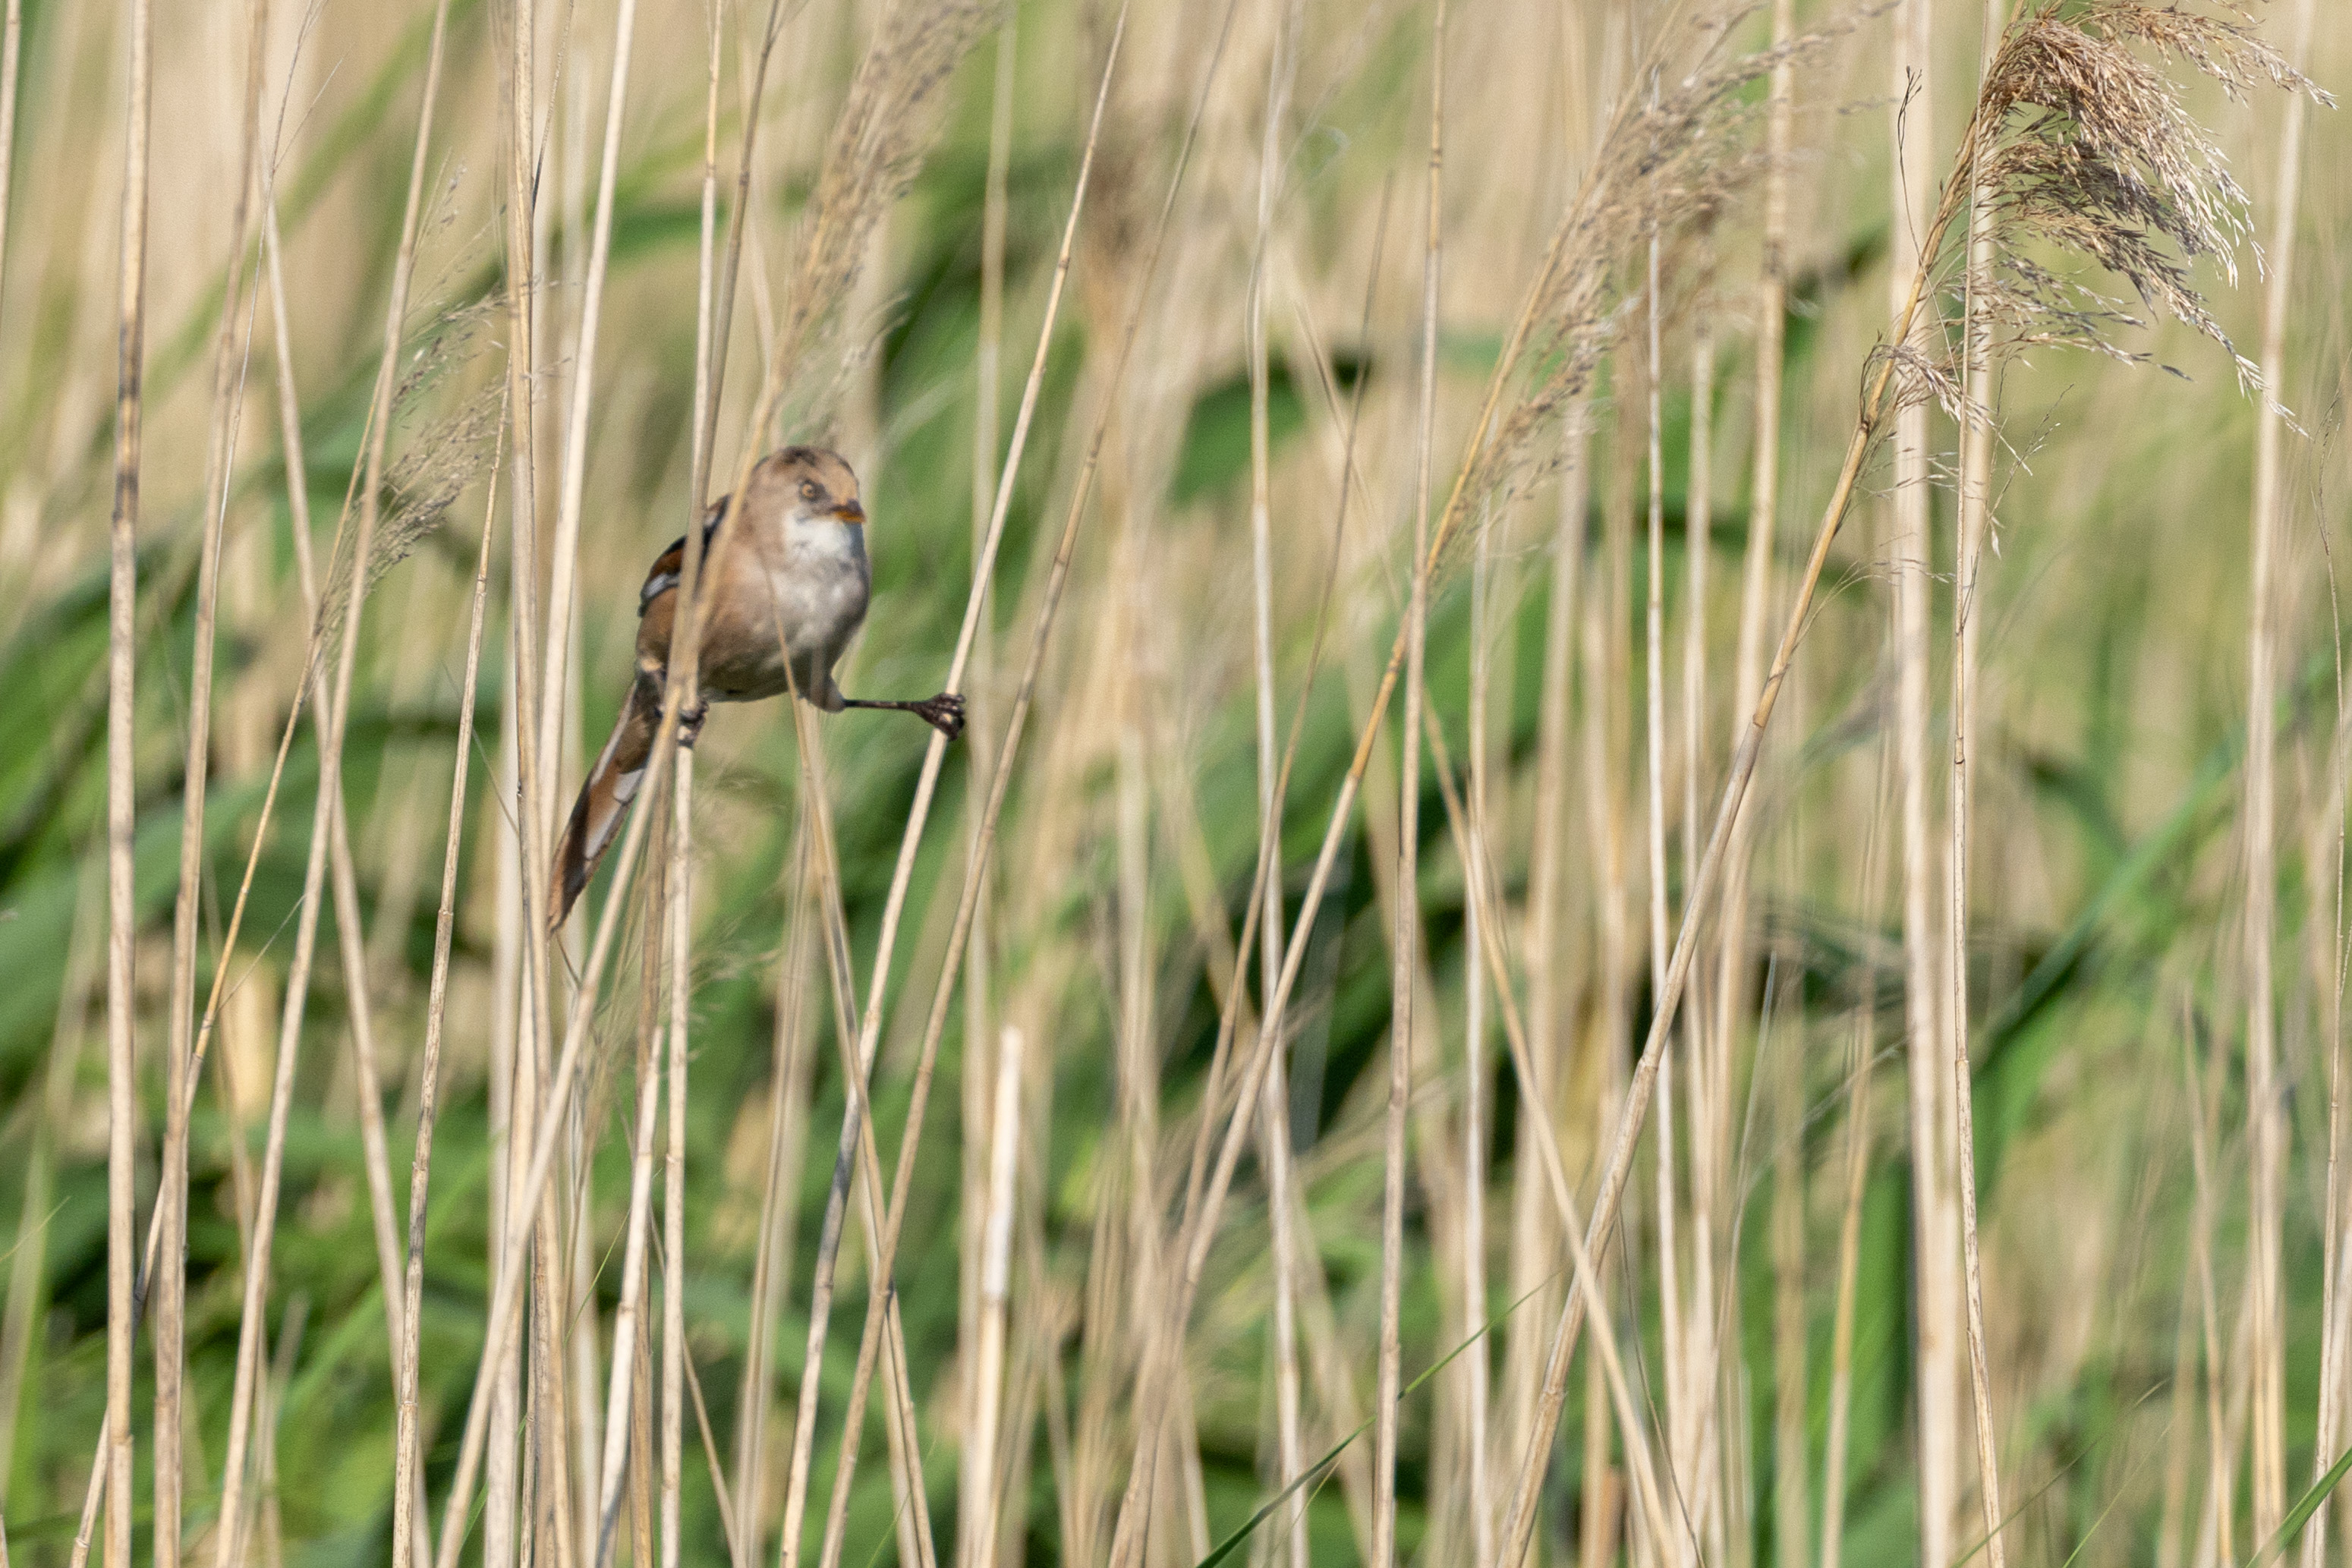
[740,0,1002,449]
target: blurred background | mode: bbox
[0,0,2346,1564]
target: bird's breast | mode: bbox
[769,524,871,651]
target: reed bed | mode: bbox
[0,0,2347,1566]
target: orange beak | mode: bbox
[833,499,866,524]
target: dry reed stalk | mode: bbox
[962,1022,1027,1568]
[101,1,152,1564]
[593,1019,665,1568]
[631,1253,657,1568]
[2158,1261,2199,1568]
[1677,231,1723,1560]
[736,833,817,1560]
[395,410,506,1568]
[829,36,1252,1531]
[1947,0,2011,1559]
[2309,96,2352,1566]
[764,17,1126,1564]
[697,0,1046,1531]
[250,1295,306,1568]
[2309,724,2352,1568]
[1888,8,1963,1563]
[1581,385,1632,1568]
[2184,1010,2234,1568]
[427,702,680,1568]
[497,0,568,1551]
[956,16,1015,1564]
[690,0,791,512]
[538,0,642,849]
[1511,400,1585,1503]
[326,693,443,1536]
[663,753,694,1568]
[1418,705,1678,1561]
[1108,517,1172,1563]
[1771,964,1807,1568]
[192,0,461,1551]
[804,63,1288,1552]
[1244,9,1311,1563]
[1463,435,1494,1568]
[486,658,521,1568]
[1815,1025,1873,1568]
[1503,6,2319,1555]
[2246,0,2319,1554]
[156,2,267,1542]
[1086,16,1827,1554]
[789,705,940,1568]
[203,409,395,1568]
[1818,740,1892,1568]
[1640,171,1693,1563]
[0,0,18,320]
[1371,8,1445,1566]
[1714,0,1792,1225]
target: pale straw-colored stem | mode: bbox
[101,0,153,1563]
[1244,9,1309,1560]
[1418,707,1676,1559]
[499,0,565,1548]
[1496,92,1984,1568]
[1716,0,1793,1127]
[1820,740,1892,1568]
[1463,423,1494,1568]
[769,20,1126,1563]
[208,0,457,1543]
[2184,1013,2234,1568]
[1948,0,2017,1560]
[429,727,672,1568]
[592,1025,665,1568]
[1374,13,1444,1566]
[1514,402,1584,1490]
[736,834,815,1561]
[393,417,505,1568]
[154,2,269,1553]
[537,0,641,839]
[2247,0,2317,1552]
[788,701,936,1568]
[691,0,790,512]
[964,1022,1027,1568]
[1641,188,1688,1553]
[956,17,1013,1560]
[0,0,20,323]
[1889,7,1962,1562]
[662,757,692,1568]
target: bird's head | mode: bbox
[759,445,865,527]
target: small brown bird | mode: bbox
[551,446,963,924]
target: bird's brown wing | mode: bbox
[638,498,729,612]
[554,498,730,926]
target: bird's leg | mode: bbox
[677,696,710,749]
[842,692,965,741]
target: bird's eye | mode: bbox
[800,480,820,502]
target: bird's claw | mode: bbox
[915,692,965,742]
[679,699,710,749]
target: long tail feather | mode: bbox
[552,679,658,926]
